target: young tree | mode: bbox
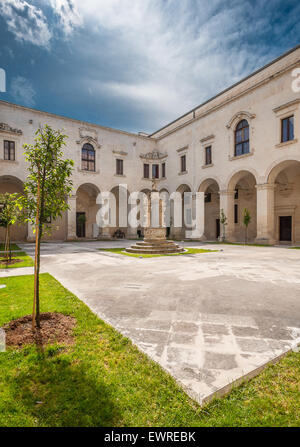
[243,208,251,244]
[18,125,74,329]
[0,193,19,264]
[220,208,227,242]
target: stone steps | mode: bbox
[125,238,185,254]
[125,246,185,254]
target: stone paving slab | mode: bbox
[18,241,300,404]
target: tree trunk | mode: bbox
[8,225,11,261]
[4,227,9,267]
[33,174,41,331]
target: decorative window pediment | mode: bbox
[140,150,167,160]
[226,111,256,129]
[76,127,101,149]
[0,123,22,135]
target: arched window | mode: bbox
[235,119,249,156]
[81,143,95,171]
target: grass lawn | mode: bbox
[290,247,300,249]
[0,243,22,251]
[0,273,300,427]
[99,247,217,258]
[196,241,271,247]
[0,252,34,269]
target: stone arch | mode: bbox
[226,168,259,191]
[76,183,101,238]
[198,178,220,241]
[226,111,256,129]
[0,175,27,241]
[227,170,257,242]
[172,184,192,239]
[110,185,131,238]
[267,160,300,244]
[266,158,300,184]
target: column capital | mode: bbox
[255,183,275,191]
[68,194,77,201]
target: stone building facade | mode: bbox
[1,45,300,244]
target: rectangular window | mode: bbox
[281,116,294,142]
[4,140,15,161]
[180,155,186,172]
[234,189,239,200]
[143,163,149,178]
[162,162,166,178]
[116,159,123,175]
[152,164,159,179]
[205,146,212,165]
[234,204,238,224]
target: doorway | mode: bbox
[76,212,86,238]
[279,216,292,242]
[216,219,220,240]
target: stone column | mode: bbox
[255,183,276,245]
[67,194,77,241]
[219,189,235,241]
[186,192,205,240]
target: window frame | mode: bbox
[143,163,150,179]
[152,164,159,179]
[234,204,238,224]
[281,115,294,143]
[81,143,95,172]
[116,158,124,176]
[180,154,186,173]
[234,120,249,157]
[205,146,212,165]
[162,162,166,178]
[4,140,15,161]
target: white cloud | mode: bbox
[49,0,82,35]
[11,75,36,106]
[0,0,52,48]
[71,0,278,128]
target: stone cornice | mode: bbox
[273,98,300,114]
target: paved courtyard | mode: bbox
[6,241,300,404]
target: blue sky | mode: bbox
[0,0,299,134]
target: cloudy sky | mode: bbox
[0,0,299,133]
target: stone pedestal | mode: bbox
[126,183,184,254]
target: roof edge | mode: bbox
[149,43,300,137]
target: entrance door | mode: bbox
[279,216,292,242]
[76,212,86,238]
[216,219,220,239]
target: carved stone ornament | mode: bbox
[76,127,101,148]
[0,123,22,135]
[140,150,167,160]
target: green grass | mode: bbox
[197,241,271,247]
[290,247,300,249]
[98,247,217,258]
[0,243,22,251]
[0,274,300,427]
[0,252,34,269]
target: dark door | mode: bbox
[279,216,292,241]
[216,219,220,239]
[76,212,86,238]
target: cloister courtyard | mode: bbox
[2,240,300,406]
